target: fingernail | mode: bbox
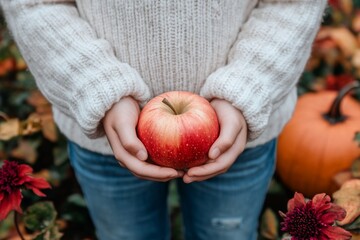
[184,177,193,184]
[210,147,220,159]
[136,150,147,161]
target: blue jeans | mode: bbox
[68,139,276,240]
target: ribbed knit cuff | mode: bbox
[201,64,271,141]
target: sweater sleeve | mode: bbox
[0,0,151,138]
[200,0,327,141]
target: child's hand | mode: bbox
[103,96,184,182]
[183,98,247,183]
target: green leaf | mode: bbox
[168,180,180,208]
[343,215,360,233]
[66,193,87,208]
[0,211,14,239]
[351,158,360,178]
[23,201,57,232]
[53,146,68,166]
[355,132,360,147]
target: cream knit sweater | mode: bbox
[1,0,327,155]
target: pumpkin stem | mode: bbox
[323,81,360,124]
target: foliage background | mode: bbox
[0,1,360,239]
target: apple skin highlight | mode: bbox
[137,91,220,170]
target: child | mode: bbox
[1,1,327,239]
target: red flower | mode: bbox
[325,74,355,91]
[0,160,51,220]
[279,192,352,240]
[328,0,340,9]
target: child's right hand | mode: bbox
[103,96,184,182]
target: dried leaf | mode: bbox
[339,0,353,15]
[41,114,57,142]
[0,114,45,141]
[27,90,49,108]
[0,118,20,140]
[20,113,42,136]
[352,158,360,178]
[317,27,358,57]
[260,208,279,240]
[333,179,360,226]
[10,139,40,164]
[352,232,360,240]
[27,90,58,141]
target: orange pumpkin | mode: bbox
[276,81,360,198]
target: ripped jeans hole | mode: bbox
[211,217,242,230]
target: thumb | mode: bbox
[208,124,239,159]
[115,125,148,161]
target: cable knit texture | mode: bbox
[1,0,327,154]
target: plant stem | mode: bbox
[162,98,178,115]
[14,211,25,240]
[324,81,360,124]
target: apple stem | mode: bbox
[162,98,178,115]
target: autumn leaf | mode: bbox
[0,112,57,141]
[27,90,50,111]
[41,114,57,142]
[27,90,58,141]
[316,27,358,58]
[0,118,20,140]
[10,139,40,164]
[260,208,279,240]
[333,179,360,226]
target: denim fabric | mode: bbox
[68,139,276,240]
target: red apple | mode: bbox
[137,91,220,170]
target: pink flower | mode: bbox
[0,160,51,220]
[279,192,352,240]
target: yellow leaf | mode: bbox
[260,208,278,240]
[20,114,42,136]
[0,118,20,140]
[333,179,360,226]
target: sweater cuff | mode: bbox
[200,64,271,141]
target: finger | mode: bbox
[114,124,148,161]
[124,156,183,181]
[208,113,243,159]
[186,128,247,181]
[112,135,183,181]
[132,169,185,182]
[104,127,130,169]
[183,171,219,183]
[106,125,182,181]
